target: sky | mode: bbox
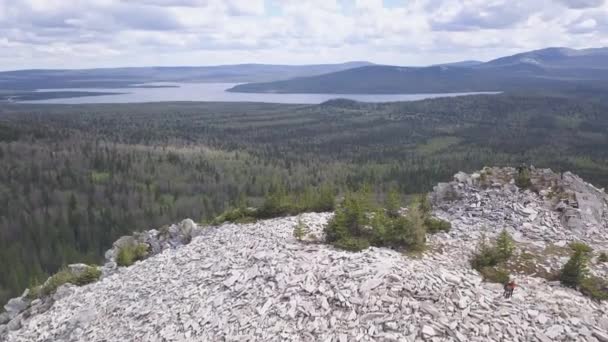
[0,0,607,70]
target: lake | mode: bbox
[24,83,498,104]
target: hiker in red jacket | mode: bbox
[504,280,516,298]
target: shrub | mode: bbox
[73,267,102,286]
[396,204,426,250]
[116,243,149,267]
[424,217,451,233]
[478,266,510,284]
[325,190,372,244]
[558,242,608,300]
[293,216,308,241]
[258,189,294,219]
[515,166,532,189]
[471,236,500,270]
[303,185,335,212]
[217,185,336,224]
[212,207,257,225]
[599,252,608,263]
[580,276,608,301]
[570,242,593,254]
[335,237,370,252]
[470,232,515,284]
[326,189,430,252]
[32,265,102,298]
[38,269,75,297]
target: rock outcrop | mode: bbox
[431,166,608,245]
[0,219,204,338]
[3,167,608,341]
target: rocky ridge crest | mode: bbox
[3,166,608,341]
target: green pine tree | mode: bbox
[560,242,592,288]
[384,188,401,218]
[495,229,515,261]
[293,216,308,241]
[515,166,532,189]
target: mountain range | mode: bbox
[2,47,608,96]
[0,62,372,91]
[228,47,608,94]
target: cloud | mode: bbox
[568,17,598,33]
[0,0,606,70]
[555,0,605,9]
[430,1,543,31]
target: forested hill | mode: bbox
[1,93,608,304]
[0,62,372,91]
[228,47,608,94]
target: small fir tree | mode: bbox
[515,165,532,189]
[560,242,592,288]
[384,188,402,218]
[293,216,308,241]
[495,229,515,261]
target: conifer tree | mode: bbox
[293,216,308,241]
[385,188,401,218]
[560,242,592,288]
[495,229,515,261]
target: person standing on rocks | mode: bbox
[504,280,516,299]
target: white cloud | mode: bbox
[555,0,605,9]
[0,0,606,70]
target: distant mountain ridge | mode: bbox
[228,47,608,94]
[0,62,373,90]
[4,47,608,95]
[481,47,608,69]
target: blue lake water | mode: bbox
[24,83,498,104]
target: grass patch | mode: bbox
[580,277,608,301]
[478,267,510,284]
[29,265,101,299]
[212,207,258,225]
[213,184,336,224]
[424,217,451,233]
[116,243,149,267]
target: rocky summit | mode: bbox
[4,167,608,341]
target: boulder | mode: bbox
[0,312,9,325]
[6,315,22,331]
[421,325,436,338]
[4,296,29,319]
[53,284,75,301]
[68,263,91,277]
[430,183,460,204]
[454,172,470,184]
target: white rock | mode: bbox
[421,325,436,338]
